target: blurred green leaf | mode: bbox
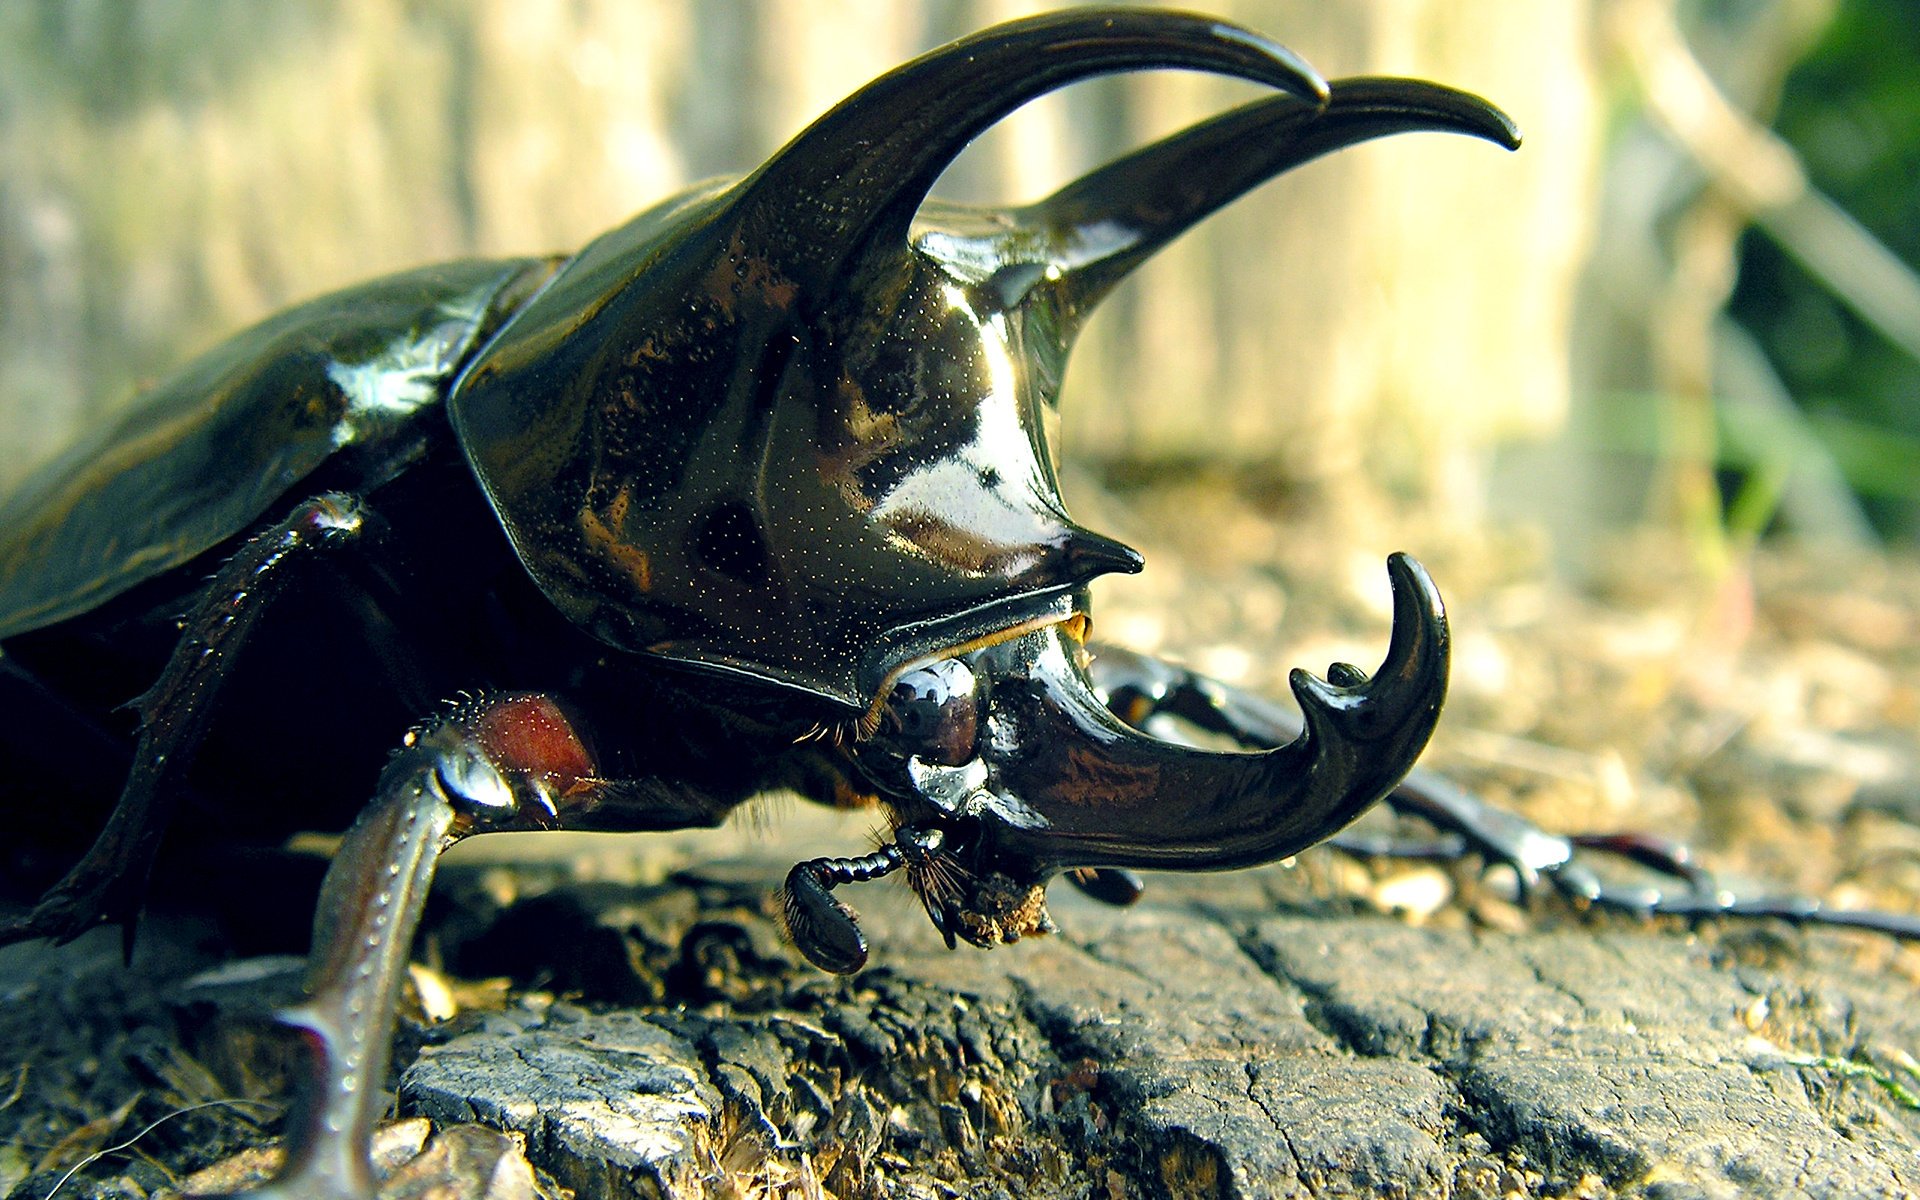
[1728,0,1920,539]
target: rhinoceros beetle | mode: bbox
[2,10,1910,1199]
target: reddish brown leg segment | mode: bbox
[202,691,733,1200]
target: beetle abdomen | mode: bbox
[0,257,557,641]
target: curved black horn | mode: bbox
[979,553,1449,876]
[728,8,1329,292]
[1024,77,1521,321]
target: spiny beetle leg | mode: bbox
[1352,769,1920,937]
[1360,768,1579,896]
[0,493,376,954]
[1086,642,1920,941]
[1088,641,1305,750]
[217,748,459,1200]
[1568,831,1713,893]
[216,689,732,1199]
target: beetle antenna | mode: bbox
[782,844,905,974]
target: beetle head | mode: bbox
[448,8,1515,711]
[787,553,1449,971]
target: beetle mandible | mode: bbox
[0,11,1526,1198]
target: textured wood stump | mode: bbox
[5,849,1918,1199]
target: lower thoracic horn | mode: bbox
[979,553,1449,877]
[1022,76,1521,324]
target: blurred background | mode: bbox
[0,0,1917,968]
[4,0,1914,558]
[0,0,1913,568]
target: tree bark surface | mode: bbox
[6,848,1914,1200]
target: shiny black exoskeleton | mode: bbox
[6,11,1891,1200]
[3,13,1489,981]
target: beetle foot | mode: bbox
[1349,768,1578,896]
[0,843,150,953]
[1360,770,1920,939]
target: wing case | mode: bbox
[0,258,555,638]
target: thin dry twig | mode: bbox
[1613,0,1920,365]
[41,1099,276,1200]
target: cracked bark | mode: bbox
[402,857,1920,1200]
[5,838,1919,1200]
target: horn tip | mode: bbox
[1461,94,1523,151]
[1216,23,1330,107]
[1327,77,1524,151]
[1383,552,1450,680]
[1385,552,1444,618]
[1492,112,1524,152]
[1063,529,1146,578]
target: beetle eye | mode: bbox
[882,658,982,767]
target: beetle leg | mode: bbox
[0,493,378,952]
[219,742,459,1200]
[1087,643,1920,940]
[212,689,735,1199]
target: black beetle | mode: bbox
[0,10,1528,1198]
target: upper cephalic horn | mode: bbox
[1018,77,1521,326]
[726,7,1329,294]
